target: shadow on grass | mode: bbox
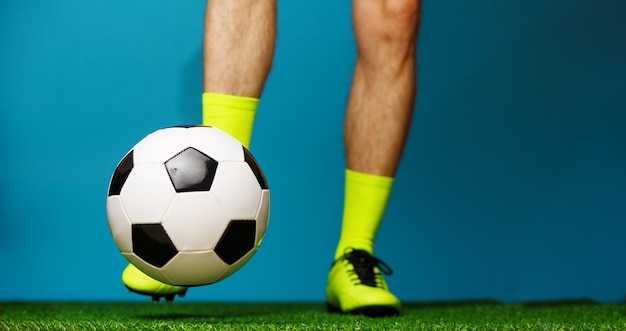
[138,313,250,320]
[135,302,327,321]
[520,299,599,308]
[134,299,610,321]
[403,299,502,309]
[402,299,606,311]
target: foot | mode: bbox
[122,264,188,303]
[326,249,401,317]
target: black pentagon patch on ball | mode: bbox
[132,224,178,268]
[108,150,134,196]
[165,147,218,192]
[243,147,269,190]
[215,220,256,265]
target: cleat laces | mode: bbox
[335,249,393,288]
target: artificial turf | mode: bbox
[0,300,625,330]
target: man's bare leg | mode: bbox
[328,0,421,317]
[204,0,276,97]
[345,0,420,177]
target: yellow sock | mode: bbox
[334,169,395,259]
[202,92,259,149]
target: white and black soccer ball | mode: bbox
[106,126,269,286]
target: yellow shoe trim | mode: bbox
[122,264,187,296]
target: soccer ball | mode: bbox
[106,126,269,286]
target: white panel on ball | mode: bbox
[120,163,176,223]
[255,190,271,246]
[188,126,244,162]
[163,251,229,285]
[162,192,230,251]
[211,162,262,220]
[132,127,190,164]
[105,196,133,253]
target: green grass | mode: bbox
[1,300,625,330]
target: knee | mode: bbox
[356,0,420,44]
[384,0,421,33]
[354,0,421,62]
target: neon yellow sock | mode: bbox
[334,169,395,259]
[202,92,259,149]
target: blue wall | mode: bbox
[1,0,625,302]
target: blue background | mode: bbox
[1,0,625,303]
